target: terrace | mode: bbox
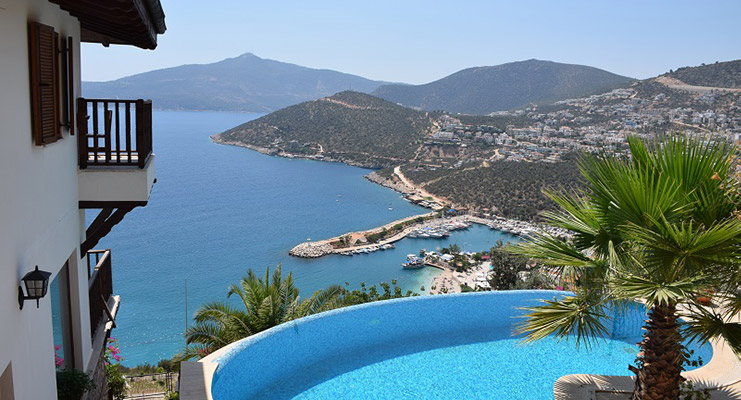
[77,98,156,209]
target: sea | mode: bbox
[91,110,517,365]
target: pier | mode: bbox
[289,212,436,258]
[289,213,571,259]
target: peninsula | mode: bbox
[213,59,741,222]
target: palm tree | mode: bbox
[178,265,347,360]
[509,135,741,400]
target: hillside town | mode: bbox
[424,83,741,164]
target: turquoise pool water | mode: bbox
[209,291,712,400]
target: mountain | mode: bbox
[663,59,741,88]
[82,53,391,112]
[372,59,635,115]
[213,91,433,168]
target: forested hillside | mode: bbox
[664,60,741,88]
[83,53,390,112]
[214,91,433,168]
[402,154,584,220]
[373,59,634,114]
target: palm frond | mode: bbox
[516,294,609,348]
[609,273,707,307]
[682,306,741,357]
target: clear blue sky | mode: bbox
[81,0,741,84]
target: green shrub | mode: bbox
[56,369,94,400]
[105,364,126,400]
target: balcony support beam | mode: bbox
[81,207,134,255]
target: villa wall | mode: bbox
[0,1,87,399]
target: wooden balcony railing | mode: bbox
[87,249,115,339]
[77,98,153,169]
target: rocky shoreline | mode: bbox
[364,171,414,193]
[288,242,334,258]
[210,136,391,169]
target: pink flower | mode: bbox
[556,286,564,290]
[54,345,61,351]
[55,356,64,367]
[113,355,121,362]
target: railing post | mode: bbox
[135,100,145,168]
[77,97,88,169]
[88,249,113,339]
[104,249,112,300]
[144,100,152,163]
[78,98,152,168]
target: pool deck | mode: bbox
[179,361,216,400]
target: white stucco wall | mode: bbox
[78,155,156,203]
[0,1,89,399]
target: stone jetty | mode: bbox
[289,242,334,258]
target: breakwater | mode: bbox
[289,212,436,258]
[290,214,572,259]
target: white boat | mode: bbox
[402,256,424,269]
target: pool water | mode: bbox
[260,330,707,400]
[209,291,712,400]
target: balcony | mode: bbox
[77,98,156,208]
[86,249,118,340]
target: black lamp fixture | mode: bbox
[18,266,52,310]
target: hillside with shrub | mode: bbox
[214,91,434,168]
[402,154,584,220]
[373,59,634,114]
[664,60,741,88]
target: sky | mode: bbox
[81,0,741,84]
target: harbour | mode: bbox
[91,110,519,364]
[289,214,571,259]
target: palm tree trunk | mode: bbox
[629,302,684,400]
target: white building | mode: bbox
[0,1,165,399]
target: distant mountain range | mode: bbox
[85,55,640,115]
[372,59,635,114]
[83,53,391,112]
[213,91,433,168]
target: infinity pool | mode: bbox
[207,291,712,400]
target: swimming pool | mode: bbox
[205,291,712,399]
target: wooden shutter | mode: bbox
[61,36,75,135]
[29,22,61,145]
[67,36,75,135]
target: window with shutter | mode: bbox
[28,21,61,145]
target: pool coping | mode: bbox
[181,292,740,400]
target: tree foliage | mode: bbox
[216,91,432,168]
[178,266,415,360]
[508,134,741,399]
[404,154,583,220]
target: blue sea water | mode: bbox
[92,111,516,365]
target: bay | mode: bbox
[92,111,515,365]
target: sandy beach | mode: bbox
[428,260,491,295]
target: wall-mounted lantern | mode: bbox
[18,266,51,310]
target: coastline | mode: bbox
[210,136,395,169]
[289,212,437,258]
[211,138,569,295]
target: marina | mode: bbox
[290,214,570,259]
